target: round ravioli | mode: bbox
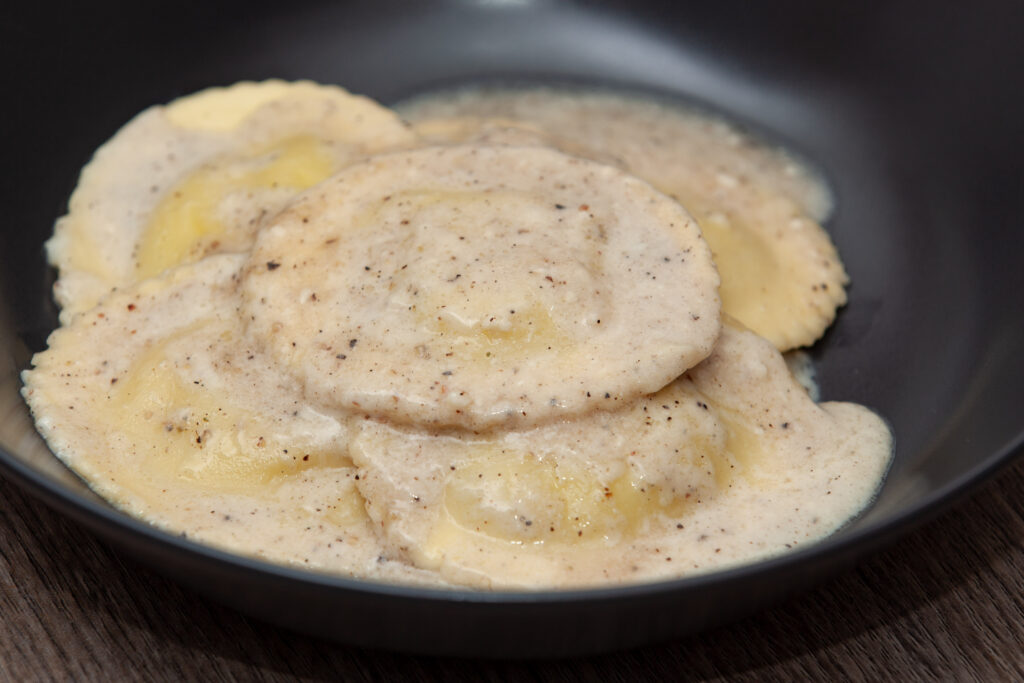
[400,88,847,350]
[412,115,623,167]
[48,80,417,322]
[20,255,430,581]
[241,145,721,429]
[349,324,892,589]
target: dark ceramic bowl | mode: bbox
[2,0,1023,658]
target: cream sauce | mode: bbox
[23,82,892,590]
[398,87,849,351]
[241,145,720,429]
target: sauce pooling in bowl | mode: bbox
[22,81,891,589]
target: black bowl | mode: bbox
[2,0,1023,658]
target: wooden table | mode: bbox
[3,454,1024,681]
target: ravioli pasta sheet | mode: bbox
[401,87,848,350]
[47,80,417,322]
[22,81,892,589]
[241,145,720,429]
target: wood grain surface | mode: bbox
[3,454,1024,682]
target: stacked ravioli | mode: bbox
[23,81,891,589]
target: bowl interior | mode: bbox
[2,0,1023,657]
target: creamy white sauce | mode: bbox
[784,350,820,402]
[397,86,850,352]
[241,145,720,429]
[23,82,892,590]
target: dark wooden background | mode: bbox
[3,453,1024,681]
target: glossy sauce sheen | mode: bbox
[22,82,893,589]
[399,87,850,352]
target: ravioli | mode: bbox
[20,255,439,582]
[399,88,848,350]
[412,115,624,167]
[350,324,891,588]
[47,80,417,322]
[242,145,721,429]
[24,81,893,591]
